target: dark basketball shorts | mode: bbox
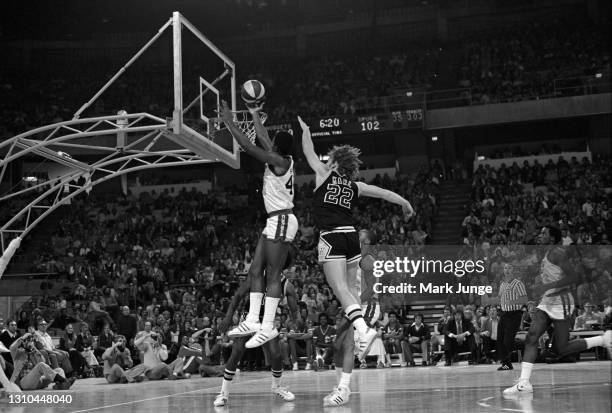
[317,226,361,264]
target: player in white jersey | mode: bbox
[503,229,611,396]
[219,100,297,348]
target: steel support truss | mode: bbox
[0,112,220,256]
[0,11,240,272]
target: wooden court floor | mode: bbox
[1,361,610,413]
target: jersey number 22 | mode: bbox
[324,183,353,208]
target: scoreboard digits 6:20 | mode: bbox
[268,106,424,137]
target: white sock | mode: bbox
[261,297,280,330]
[339,372,351,389]
[585,336,604,349]
[353,318,368,335]
[221,378,231,394]
[246,293,263,323]
[336,368,343,385]
[271,370,282,388]
[519,362,533,382]
[345,304,369,335]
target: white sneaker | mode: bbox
[323,386,350,407]
[357,328,377,361]
[228,320,261,338]
[272,385,295,401]
[602,330,612,359]
[304,363,312,370]
[322,387,337,404]
[292,362,298,371]
[213,391,229,407]
[503,380,533,395]
[245,328,279,348]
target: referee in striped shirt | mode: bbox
[496,262,527,370]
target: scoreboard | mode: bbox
[267,106,424,137]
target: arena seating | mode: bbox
[1,19,609,139]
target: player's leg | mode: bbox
[264,339,295,402]
[341,259,378,359]
[325,260,359,407]
[228,237,266,337]
[324,317,354,407]
[247,214,297,348]
[214,337,248,407]
[503,309,550,395]
[245,240,290,348]
[318,232,361,314]
[550,320,611,357]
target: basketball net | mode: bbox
[231,110,267,149]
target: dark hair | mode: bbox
[388,311,398,318]
[414,313,424,321]
[328,145,362,180]
[274,131,293,156]
[318,313,328,321]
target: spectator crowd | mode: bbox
[1,19,609,140]
[1,149,610,392]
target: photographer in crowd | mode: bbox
[134,329,185,380]
[8,333,75,390]
[102,335,145,383]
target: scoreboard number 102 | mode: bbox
[360,120,380,131]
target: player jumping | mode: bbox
[503,229,612,395]
[298,116,414,362]
[213,253,299,407]
[219,100,296,349]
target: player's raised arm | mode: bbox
[247,103,274,152]
[298,116,328,178]
[355,182,415,219]
[219,100,289,169]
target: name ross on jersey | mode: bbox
[331,176,351,186]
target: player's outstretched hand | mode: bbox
[218,100,234,124]
[297,116,309,130]
[246,99,265,114]
[402,201,415,220]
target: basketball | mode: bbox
[240,79,266,104]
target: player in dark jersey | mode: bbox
[298,116,414,362]
[213,252,299,407]
[219,100,297,349]
[503,228,612,396]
